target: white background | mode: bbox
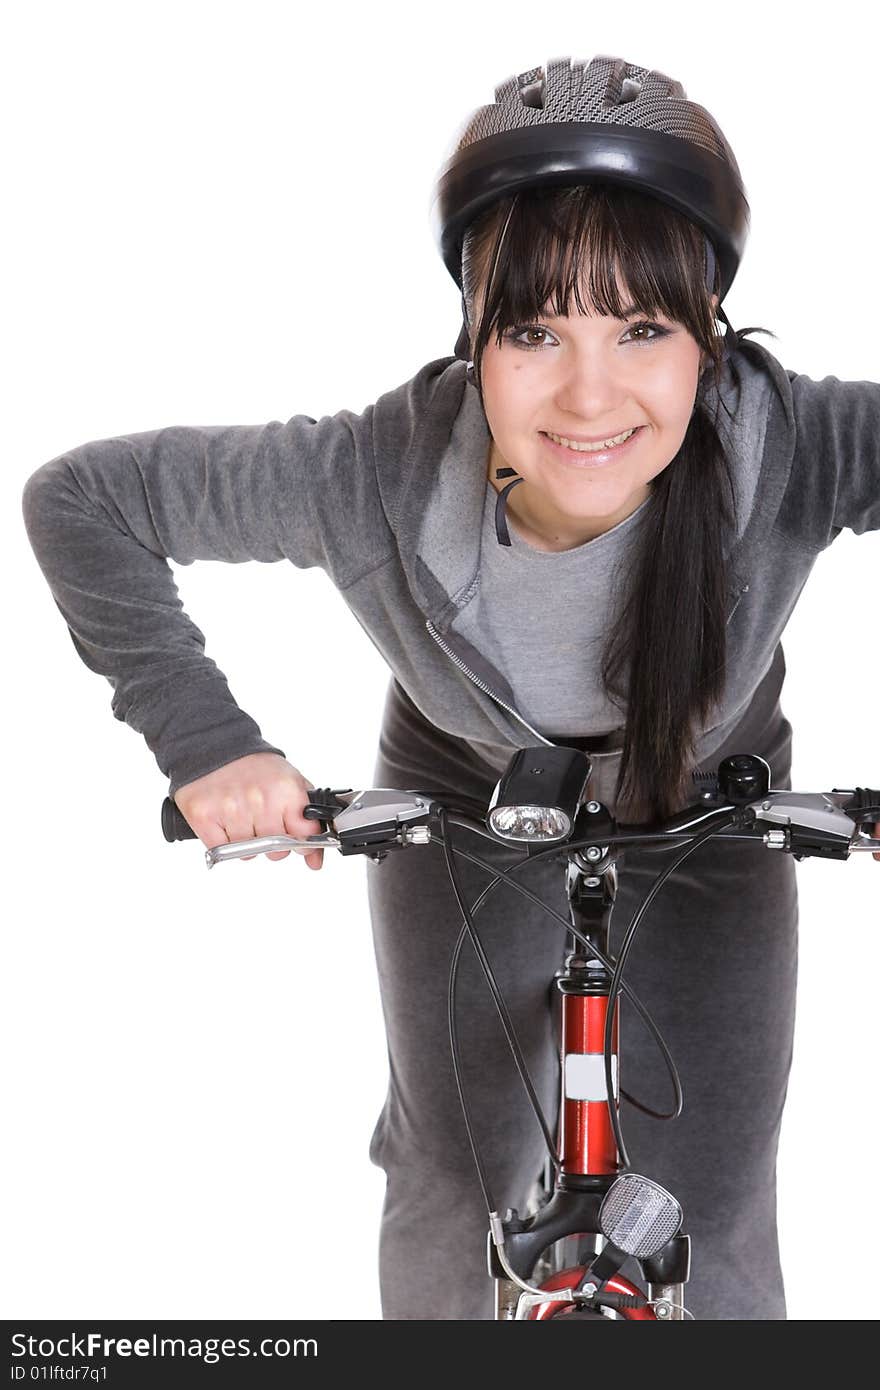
[4,0,878,1322]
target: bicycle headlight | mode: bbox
[487,746,592,843]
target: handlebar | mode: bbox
[161,764,880,868]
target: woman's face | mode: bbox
[478,275,719,550]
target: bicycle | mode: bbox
[161,748,879,1320]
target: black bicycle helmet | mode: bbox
[429,53,750,364]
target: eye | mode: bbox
[503,324,558,350]
[625,321,668,345]
[503,320,669,351]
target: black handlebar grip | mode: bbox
[161,796,198,842]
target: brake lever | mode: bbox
[850,830,880,853]
[205,830,340,868]
[744,791,860,861]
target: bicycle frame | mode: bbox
[490,819,689,1321]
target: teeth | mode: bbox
[545,427,637,452]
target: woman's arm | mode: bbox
[772,366,880,859]
[21,402,394,797]
[779,368,880,547]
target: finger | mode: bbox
[253,799,291,862]
[282,797,323,871]
[220,795,259,861]
[174,799,237,861]
[301,782,324,870]
[873,820,880,863]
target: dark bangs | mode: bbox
[462,181,726,392]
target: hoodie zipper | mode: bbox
[726,583,750,625]
[426,619,554,746]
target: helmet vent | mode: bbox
[517,65,545,110]
[619,76,642,104]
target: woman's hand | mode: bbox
[173,752,325,868]
[874,821,880,863]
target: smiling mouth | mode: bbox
[538,427,646,469]
[541,427,640,453]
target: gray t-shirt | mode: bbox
[476,480,650,744]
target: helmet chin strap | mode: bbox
[460,232,732,547]
[492,466,524,547]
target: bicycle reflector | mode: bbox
[486,746,591,843]
[599,1173,683,1259]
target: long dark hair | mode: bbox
[461,182,776,820]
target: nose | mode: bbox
[553,344,631,421]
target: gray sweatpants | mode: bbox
[365,675,798,1320]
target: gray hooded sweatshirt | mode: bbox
[21,337,880,807]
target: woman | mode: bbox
[21,54,880,1320]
